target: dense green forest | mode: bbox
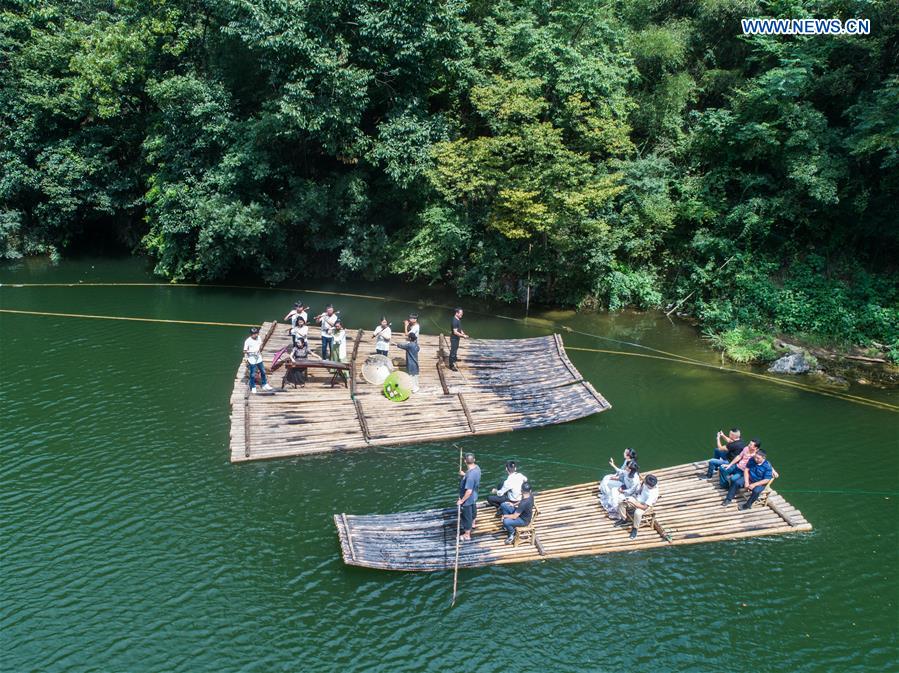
[2,0,897,355]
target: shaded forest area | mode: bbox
[1,0,897,355]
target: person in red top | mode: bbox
[719,439,760,488]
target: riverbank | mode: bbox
[698,323,898,389]
[5,253,897,390]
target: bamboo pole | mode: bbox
[451,444,463,607]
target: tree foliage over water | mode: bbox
[1,0,897,349]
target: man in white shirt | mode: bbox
[284,301,309,327]
[618,474,659,539]
[315,304,338,359]
[243,327,273,394]
[404,313,420,338]
[487,461,528,510]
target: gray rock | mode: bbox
[768,353,811,375]
[775,340,804,354]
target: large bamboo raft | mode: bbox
[333,461,812,571]
[228,321,610,462]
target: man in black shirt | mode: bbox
[705,427,745,479]
[449,307,467,371]
[500,482,535,544]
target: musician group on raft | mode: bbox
[240,299,469,392]
[242,300,776,544]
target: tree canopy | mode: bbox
[1,0,897,350]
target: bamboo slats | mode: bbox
[229,322,611,462]
[334,461,813,571]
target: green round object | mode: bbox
[383,371,413,402]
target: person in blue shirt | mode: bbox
[723,449,774,510]
[457,453,481,542]
[396,332,420,392]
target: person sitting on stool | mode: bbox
[618,474,660,539]
[724,449,774,510]
[487,461,527,510]
[500,482,535,544]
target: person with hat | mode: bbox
[487,461,527,510]
[396,331,420,392]
[499,482,535,544]
[457,453,481,542]
[403,313,420,338]
[243,327,273,394]
[618,474,660,539]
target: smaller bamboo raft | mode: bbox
[334,461,812,571]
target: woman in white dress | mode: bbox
[599,448,640,518]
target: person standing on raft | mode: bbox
[373,317,392,357]
[315,304,338,359]
[284,301,308,327]
[449,307,467,371]
[332,319,348,363]
[243,327,273,394]
[457,453,481,542]
[404,313,420,338]
[396,332,420,392]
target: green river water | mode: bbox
[1,257,897,673]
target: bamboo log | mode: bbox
[342,513,357,561]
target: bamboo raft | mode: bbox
[228,321,610,462]
[333,461,812,571]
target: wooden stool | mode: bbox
[755,471,779,507]
[624,502,656,529]
[513,505,539,547]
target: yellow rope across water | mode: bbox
[566,345,898,413]
[3,283,896,413]
[0,308,255,328]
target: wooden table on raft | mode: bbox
[228,322,611,462]
[333,460,814,571]
[284,360,350,388]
